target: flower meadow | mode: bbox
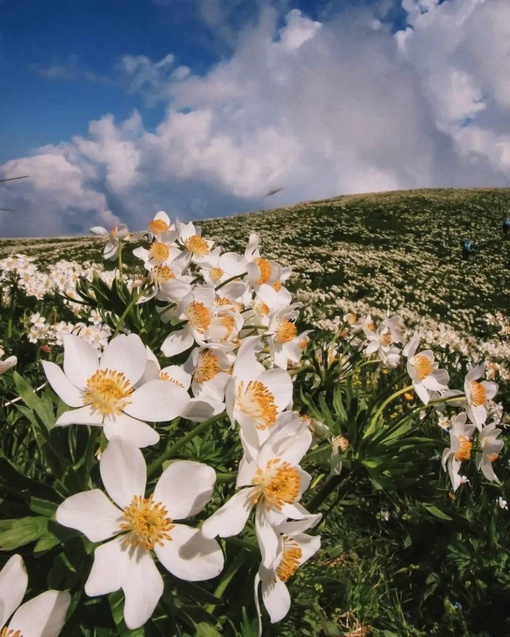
[0,190,510,636]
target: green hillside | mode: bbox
[2,187,509,334]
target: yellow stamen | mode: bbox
[152,264,176,283]
[488,453,499,463]
[159,371,185,388]
[185,235,210,257]
[366,321,376,332]
[454,436,472,462]
[345,313,357,324]
[275,537,302,582]
[276,320,298,344]
[194,350,221,384]
[469,381,487,407]
[83,369,133,417]
[237,380,278,430]
[299,336,310,350]
[255,257,272,285]
[149,241,170,263]
[380,332,392,347]
[404,392,414,401]
[148,219,169,235]
[273,281,282,291]
[109,225,119,238]
[209,267,224,283]
[332,435,349,452]
[252,458,301,510]
[1,628,23,637]
[187,301,211,333]
[120,494,174,551]
[219,313,236,340]
[254,299,270,316]
[413,354,433,381]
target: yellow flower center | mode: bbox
[237,380,278,430]
[149,241,170,263]
[152,264,176,283]
[209,267,224,283]
[332,435,349,452]
[148,219,169,235]
[187,301,211,333]
[219,313,236,340]
[83,369,133,417]
[276,320,297,344]
[275,537,303,583]
[1,628,23,637]
[273,280,283,291]
[194,350,221,384]
[488,453,499,464]
[380,332,392,347]
[120,494,174,551]
[251,458,301,510]
[345,313,357,324]
[254,299,270,316]
[469,380,487,407]
[255,257,272,285]
[109,225,119,238]
[366,321,375,332]
[454,436,472,462]
[299,336,310,350]
[413,354,433,381]
[185,235,210,257]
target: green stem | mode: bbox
[205,548,248,613]
[215,273,244,292]
[112,288,146,338]
[147,412,226,477]
[117,243,123,273]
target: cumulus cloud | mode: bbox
[2,0,510,237]
[30,54,108,84]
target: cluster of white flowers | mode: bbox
[36,213,320,631]
[27,312,112,350]
[344,312,505,492]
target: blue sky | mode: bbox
[1,0,509,237]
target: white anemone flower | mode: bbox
[175,219,214,263]
[225,336,293,459]
[198,246,247,287]
[266,306,305,370]
[56,438,224,630]
[255,517,321,627]
[0,346,17,374]
[0,554,70,637]
[464,364,498,430]
[441,413,475,491]
[42,334,190,447]
[403,335,449,405]
[90,224,130,261]
[201,415,313,545]
[146,211,177,243]
[477,423,504,483]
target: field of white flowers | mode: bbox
[0,187,509,637]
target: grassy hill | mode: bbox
[2,187,509,335]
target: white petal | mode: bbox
[62,334,99,390]
[261,576,291,623]
[55,405,103,427]
[155,524,224,581]
[90,226,108,236]
[183,397,225,422]
[9,590,71,637]
[255,508,280,569]
[42,361,84,407]
[103,414,160,447]
[122,550,164,630]
[56,490,122,542]
[125,380,190,422]
[259,369,293,412]
[100,438,147,509]
[414,382,430,405]
[85,536,128,596]
[161,329,194,357]
[100,334,146,386]
[0,554,27,628]
[154,461,215,520]
[201,488,255,539]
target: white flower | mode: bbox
[498,496,508,510]
[225,336,293,459]
[403,335,449,405]
[0,554,70,637]
[477,423,504,483]
[56,438,224,629]
[0,346,17,374]
[42,333,190,447]
[441,413,475,491]
[201,415,313,542]
[464,364,498,430]
[255,517,321,626]
[90,224,130,260]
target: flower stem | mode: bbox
[364,384,414,438]
[147,412,226,477]
[112,288,145,338]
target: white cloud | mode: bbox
[2,0,510,237]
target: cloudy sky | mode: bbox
[1,0,509,237]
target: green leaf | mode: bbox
[422,504,452,521]
[0,516,49,550]
[13,371,56,432]
[30,496,58,517]
[195,623,223,637]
